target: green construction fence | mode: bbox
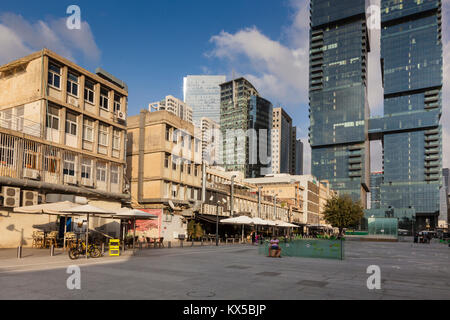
[258,239,344,260]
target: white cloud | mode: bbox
[0,13,100,65]
[209,27,308,105]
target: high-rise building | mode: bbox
[295,139,304,175]
[272,107,295,175]
[150,95,193,124]
[309,0,370,207]
[183,75,226,125]
[375,0,443,230]
[200,117,222,166]
[220,77,272,178]
[370,172,383,210]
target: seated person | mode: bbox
[268,237,281,258]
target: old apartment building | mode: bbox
[0,49,129,247]
[201,168,303,225]
[126,110,203,241]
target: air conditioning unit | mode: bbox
[23,168,40,180]
[68,96,79,107]
[116,110,126,121]
[2,187,20,207]
[64,175,78,186]
[22,190,38,207]
[38,193,46,204]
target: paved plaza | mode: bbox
[0,241,449,300]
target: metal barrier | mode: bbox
[258,239,344,260]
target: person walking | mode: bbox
[251,231,256,246]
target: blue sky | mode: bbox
[1,0,449,172]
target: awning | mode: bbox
[13,201,82,216]
[111,208,159,220]
[221,216,254,225]
[197,214,227,224]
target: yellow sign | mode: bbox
[109,239,120,256]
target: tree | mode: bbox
[187,220,196,240]
[323,195,364,237]
[194,223,204,240]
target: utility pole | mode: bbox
[230,175,236,216]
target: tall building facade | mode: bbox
[0,49,129,247]
[272,107,295,175]
[309,0,370,207]
[295,139,304,175]
[150,95,193,124]
[220,78,272,178]
[183,75,226,125]
[200,117,222,166]
[377,0,443,229]
[370,172,383,210]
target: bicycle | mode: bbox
[68,240,102,260]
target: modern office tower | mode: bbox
[309,0,370,207]
[377,0,443,229]
[296,139,304,175]
[370,172,383,210]
[272,107,295,175]
[220,77,272,178]
[0,49,129,246]
[443,168,449,193]
[183,75,226,125]
[150,95,193,124]
[200,117,222,166]
[291,127,298,175]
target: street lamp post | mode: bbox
[273,194,278,236]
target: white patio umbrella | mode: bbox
[60,205,118,259]
[221,216,255,243]
[14,201,84,251]
[111,208,159,250]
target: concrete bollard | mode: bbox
[180,240,183,248]
[17,246,22,259]
[168,241,171,248]
[139,242,143,250]
[122,241,125,252]
[201,239,204,246]
[191,240,194,247]
[50,245,55,257]
[101,243,105,254]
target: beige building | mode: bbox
[150,95,193,124]
[244,174,337,226]
[126,110,203,241]
[202,168,303,225]
[0,49,129,247]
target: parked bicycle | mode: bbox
[68,240,102,260]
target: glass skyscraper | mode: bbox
[309,0,370,206]
[377,0,443,229]
[183,75,226,125]
[220,78,272,178]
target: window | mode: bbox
[44,155,59,174]
[172,155,178,170]
[83,118,94,142]
[1,109,12,129]
[98,123,109,146]
[65,112,77,136]
[187,163,191,175]
[0,135,15,166]
[165,125,171,141]
[195,139,200,152]
[172,184,178,198]
[180,160,184,173]
[194,165,198,177]
[164,153,170,168]
[14,106,24,132]
[84,79,95,104]
[100,88,109,110]
[112,130,121,150]
[67,72,79,96]
[114,94,121,112]
[110,165,119,184]
[81,158,92,179]
[48,64,61,88]
[63,153,76,176]
[46,106,60,130]
[23,142,38,169]
[96,162,107,182]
